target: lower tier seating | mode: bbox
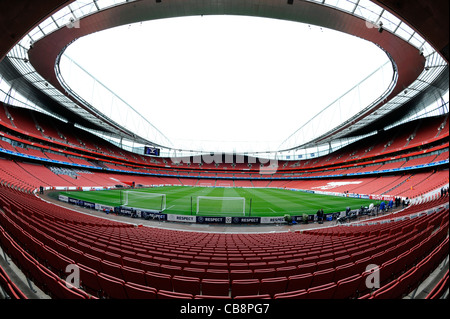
[0,183,448,299]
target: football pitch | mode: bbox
[59,186,380,217]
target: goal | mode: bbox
[196,196,246,216]
[122,191,166,212]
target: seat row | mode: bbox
[361,236,449,299]
[2,217,446,300]
[0,226,91,299]
[425,269,449,299]
[0,256,27,299]
[1,196,447,298]
[1,181,448,298]
[3,199,440,279]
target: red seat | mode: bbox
[230,269,253,280]
[97,273,128,299]
[201,279,230,296]
[195,294,232,299]
[78,253,102,271]
[350,250,368,263]
[371,251,387,267]
[145,271,172,291]
[172,275,201,295]
[285,258,303,268]
[54,253,75,277]
[315,259,334,271]
[231,279,260,298]
[334,263,355,282]
[311,268,335,288]
[235,294,271,299]
[354,256,372,274]
[394,267,420,298]
[303,255,319,264]
[183,267,206,279]
[122,256,142,270]
[253,268,276,280]
[103,251,122,265]
[287,273,313,292]
[275,266,297,278]
[170,258,189,268]
[248,262,268,270]
[136,253,154,264]
[58,281,89,299]
[274,289,307,299]
[121,266,147,286]
[190,261,209,269]
[78,264,101,297]
[297,262,316,274]
[334,255,351,268]
[140,261,161,273]
[259,277,288,297]
[37,264,64,298]
[307,282,337,299]
[204,268,229,279]
[371,280,398,299]
[160,264,183,276]
[229,262,248,270]
[40,245,62,273]
[208,262,228,269]
[380,259,397,285]
[157,290,193,299]
[124,282,157,299]
[100,260,123,278]
[89,247,106,261]
[392,250,410,277]
[266,260,285,269]
[334,274,362,299]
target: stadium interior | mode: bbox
[0,0,448,303]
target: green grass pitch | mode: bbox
[59,186,380,217]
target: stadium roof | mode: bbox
[0,0,448,157]
[59,15,393,153]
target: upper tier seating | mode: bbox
[1,103,448,179]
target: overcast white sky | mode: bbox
[62,15,390,153]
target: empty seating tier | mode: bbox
[0,183,448,299]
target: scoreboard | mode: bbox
[144,146,160,156]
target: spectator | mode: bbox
[369,203,374,214]
[316,209,324,224]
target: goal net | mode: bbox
[122,191,166,212]
[196,196,246,216]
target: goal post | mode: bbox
[196,196,246,216]
[122,191,166,212]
